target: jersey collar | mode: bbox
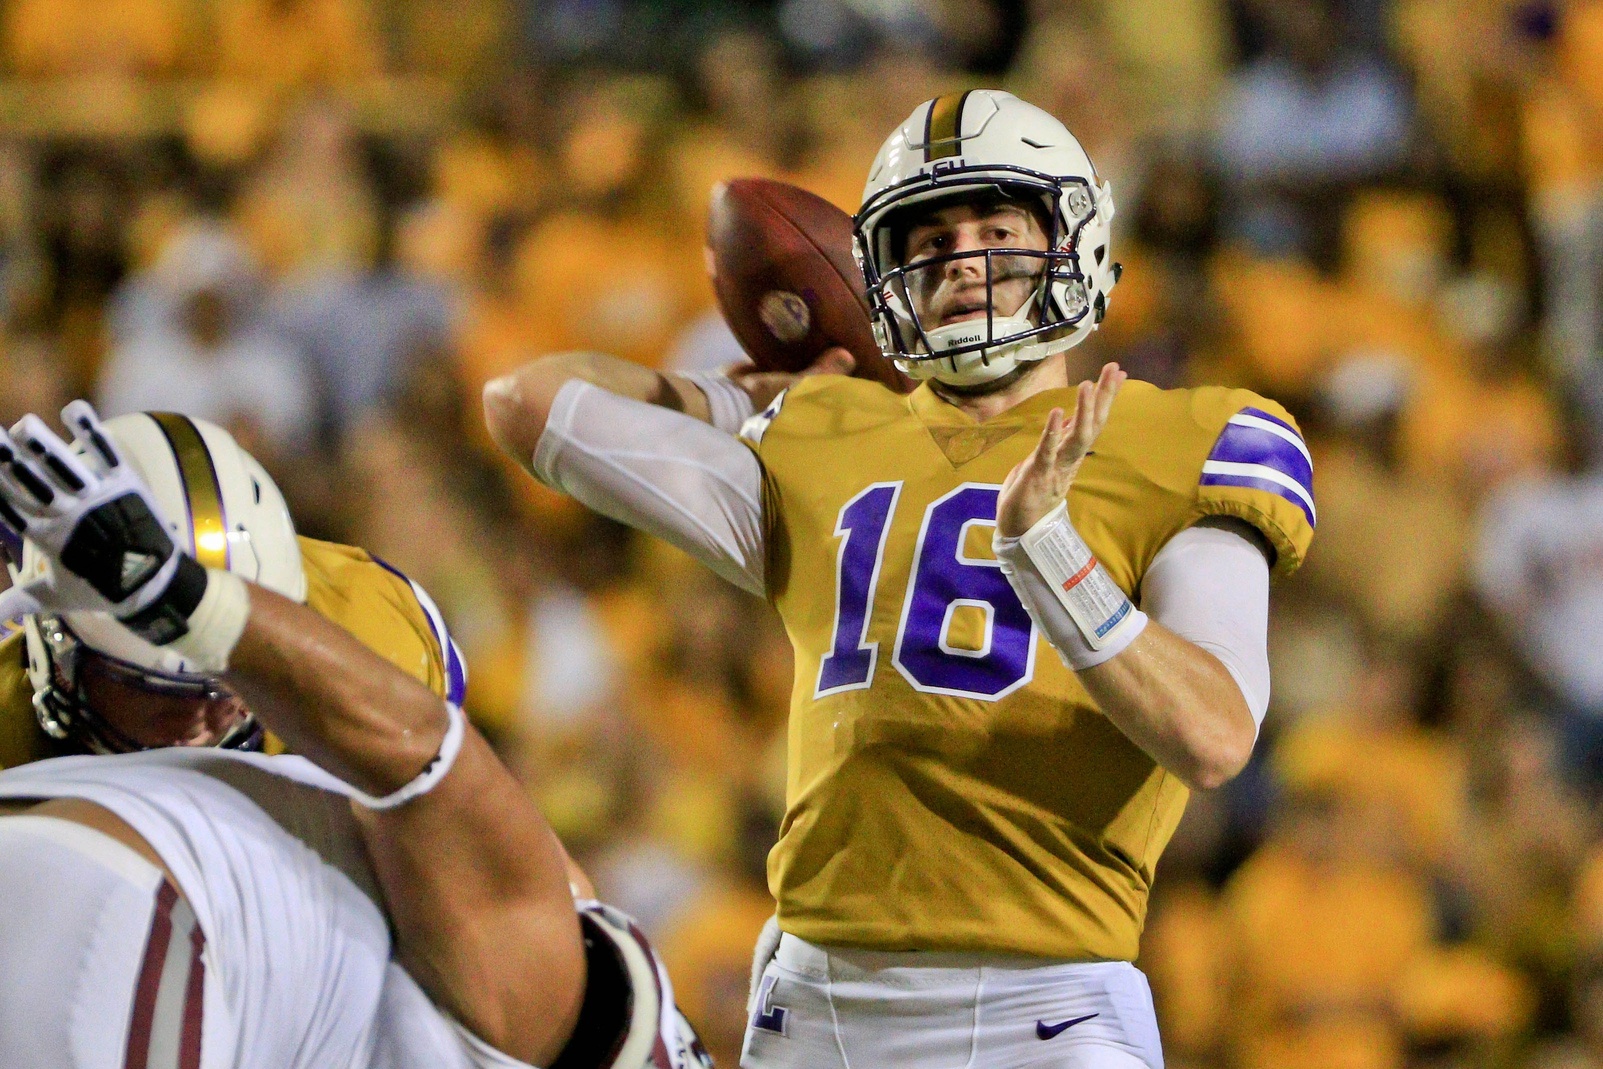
[908,380,1086,429]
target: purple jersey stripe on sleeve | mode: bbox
[372,555,468,706]
[1208,410,1313,493]
[442,637,467,707]
[1208,424,1313,493]
[1199,470,1316,526]
[1240,406,1298,435]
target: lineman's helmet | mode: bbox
[15,412,305,753]
[855,90,1119,387]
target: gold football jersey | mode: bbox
[0,536,464,769]
[742,376,1315,961]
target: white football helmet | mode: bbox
[14,412,305,753]
[855,90,1119,387]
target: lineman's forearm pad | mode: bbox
[164,566,250,674]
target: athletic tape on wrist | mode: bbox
[166,566,249,673]
[1018,501,1140,650]
[348,701,468,811]
[678,371,756,434]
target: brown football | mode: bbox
[707,178,908,392]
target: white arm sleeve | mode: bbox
[996,521,1272,725]
[532,380,768,596]
[1141,522,1273,726]
[675,370,757,433]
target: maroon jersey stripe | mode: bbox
[178,921,206,1069]
[124,881,178,1069]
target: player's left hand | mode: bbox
[0,401,188,631]
[996,362,1125,538]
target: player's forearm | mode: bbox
[995,517,1267,791]
[223,583,455,796]
[229,586,587,1063]
[353,729,586,1065]
[1077,624,1258,791]
[483,350,712,470]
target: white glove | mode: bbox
[0,401,208,645]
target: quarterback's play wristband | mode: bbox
[1018,501,1140,650]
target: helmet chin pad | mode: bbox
[891,283,1078,387]
[897,315,1043,386]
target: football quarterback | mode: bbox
[486,89,1313,1069]
[0,404,711,1069]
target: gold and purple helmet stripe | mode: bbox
[124,880,205,1069]
[148,413,230,570]
[1199,407,1316,526]
[923,90,973,161]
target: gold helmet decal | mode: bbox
[923,90,973,162]
[148,412,229,570]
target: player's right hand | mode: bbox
[727,346,856,414]
[0,401,200,644]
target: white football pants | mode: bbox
[742,932,1163,1069]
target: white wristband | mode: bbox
[677,371,757,434]
[348,701,468,811]
[994,503,1147,671]
[1018,501,1140,648]
[169,568,250,674]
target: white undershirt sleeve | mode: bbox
[532,380,768,596]
[997,520,1272,727]
[1140,522,1273,726]
[675,370,758,434]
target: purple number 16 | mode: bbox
[815,482,1036,701]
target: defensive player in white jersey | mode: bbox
[0,403,709,1069]
[485,91,1314,1068]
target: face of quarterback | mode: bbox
[79,650,252,749]
[900,200,1052,334]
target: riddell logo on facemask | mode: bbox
[950,333,984,346]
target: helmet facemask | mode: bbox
[25,613,263,755]
[859,172,1108,387]
[12,409,300,756]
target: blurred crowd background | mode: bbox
[6,0,1603,1066]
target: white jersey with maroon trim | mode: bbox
[574,900,714,1069]
[0,749,710,1069]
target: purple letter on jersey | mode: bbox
[1198,407,1316,526]
[894,485,1034,699]
[817,483,901,696]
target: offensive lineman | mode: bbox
[0,409,465,765]
[485,91,1315,1067]
[0,404,709,1069]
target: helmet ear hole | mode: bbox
[1094,245,1105,266]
